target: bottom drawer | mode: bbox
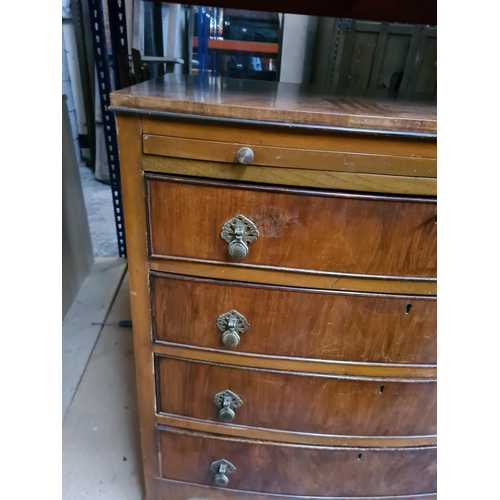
[159,427,437,497]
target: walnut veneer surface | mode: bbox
[111,74,437,500]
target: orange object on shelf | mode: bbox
[192,37,278,55]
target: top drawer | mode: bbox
[142,117,437,164]
[143,135,436,178]
[147,175,437,279]
[141,120,437,196]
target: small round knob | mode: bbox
[236,147,254,165]
[214,473,229,486]
[222,330,240,347]
[218,406,236,422]
[228,240,248,260]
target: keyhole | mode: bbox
[405,304,412,315]
[379,385,385,394]
[357,453,363,460]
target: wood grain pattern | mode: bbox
[143,135,437,177]
[156,414,437,448]
[147,176,437,278]
[142,117,437,158]
[110,75,437,135]
[156,356,436,437]
[143,155,437,196]
[158,427,437,496]
[149,259,437,295]
[115,115,158,487]
[152,342,436,379]
[147,477,438,500]
[112,78,439,500]
[152,273,437,364]
[146,478,437,500]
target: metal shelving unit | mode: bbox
[88,0,128,257]
[86,1,190,256]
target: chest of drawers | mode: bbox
[111,75,437,500]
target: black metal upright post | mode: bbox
[107,0,130,90]
[88,0,127,257]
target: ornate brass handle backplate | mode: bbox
[210,459,236,486]
[216,310,250,347]
[221,214,259,260]
[213,389,243,422]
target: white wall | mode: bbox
[162,3,186,74]
[279,14,318,84]
[63,1,90,163]
[62,27,81,162]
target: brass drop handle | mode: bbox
[221,214,259,260]
[236,147,254,165]
[216,310,250,348]
[213,390,243,422]
[210,459,236,486]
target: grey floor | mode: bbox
[62,275,144,500]
[62,257,127,420]
[79,166,119,258]
[63,167,144,499]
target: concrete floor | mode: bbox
[63,164,143,498]
[79,166,119,258]
[62,275,144,500]
[62,257,127,419]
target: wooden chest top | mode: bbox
[110,74,437,136]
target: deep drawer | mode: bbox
[146,175,437,278]
[156,356,436,437]
[158,427,437,497]
[152,273,437,364]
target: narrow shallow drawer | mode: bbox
[152,273,437,364]
[159,427,437,497]
[142,118,437,159]
[143,134,437,177]
[156,357,436,437]
[147,175,437,278]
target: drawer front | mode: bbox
[143,135,437,177]
[152,274,437,364]
[159,427,437,497]
[156,357,436,436]
[142,118,437,158]
[147,176,437,278]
